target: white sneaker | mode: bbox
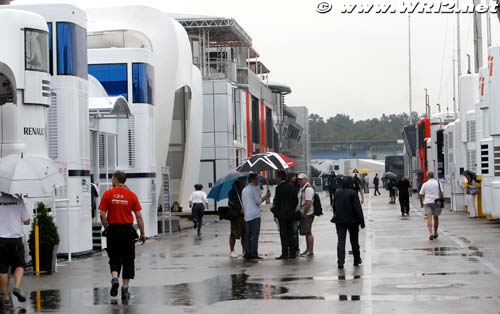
[230,251,238,258]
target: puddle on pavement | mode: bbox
[407,246,483,257]
[395,283,464,289]
[252,274,363,283]
[22,273,289,311]
[275,296,325,300]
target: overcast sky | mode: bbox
[16,0,500,120]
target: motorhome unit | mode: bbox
[166,21,202,213]
[88,34,158,237]
[487,46,500,219]
[416,117,430,182]
[443,119,466,211]
[87,6,202,234]
[0,8,59,211]
[478,66,494,217]
[428,112,457,180]
[8,4,93,255]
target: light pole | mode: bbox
[408,13,413,124]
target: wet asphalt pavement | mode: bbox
[3,192,500,314]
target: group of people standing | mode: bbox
[227,172,317,260]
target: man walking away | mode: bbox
[273,170,299,259]
[297,173,316,257]
[396,175,412,216]
[328,171,339,207]
[332,176,365,269]
[228,179,245,258]
[373,174,381,196]
[189,184,209,236]
[0,194,30,308]
[242,173,271,260]
[419,171,444,240]
[100,170,146,300]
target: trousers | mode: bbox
[335,224,361,266]
[244,218,261,259]
[399,194,410,214]
[106,224,137,279]
[278,218,297,257]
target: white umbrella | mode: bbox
[0,154,65,197]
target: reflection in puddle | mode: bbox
[24,273,288,312]
[407,246,483,257]
[395,283,464,289]
[339,295,361,301]
[275,296,325,300]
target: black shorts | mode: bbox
[0,237,26,274]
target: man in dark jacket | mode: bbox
[333,176,365,269]
[328,171,339,206]
[273,170,299,259]
[396,175,412,216]
[373,173,381,196]
[228,179,246,258]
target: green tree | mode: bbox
[308,111,421,142]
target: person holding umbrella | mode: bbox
[383,172,399,204]
[242,173,271,260]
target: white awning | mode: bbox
[89,96,132,119]
[0,154,65,197]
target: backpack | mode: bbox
[313,193,323,216]
[301,185,323,216]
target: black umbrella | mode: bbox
[383,171,399,181]
[461,170,477,181]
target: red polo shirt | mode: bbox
[99,187,142,225]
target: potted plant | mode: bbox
[28,202,60,273]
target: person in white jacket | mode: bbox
[189,184,209,236]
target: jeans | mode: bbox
[192,203,204,231]
[244,218,261,259]
[374,185,381,195]
[335,224,361,266]
[107,224,137,279]
[278,218,297,257]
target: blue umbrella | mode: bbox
[207,172,261,201]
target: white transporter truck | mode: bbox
[0,9,58,208]
[487,46,500,219]
[9,4,93,256]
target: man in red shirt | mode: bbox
[99,170,146,300]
